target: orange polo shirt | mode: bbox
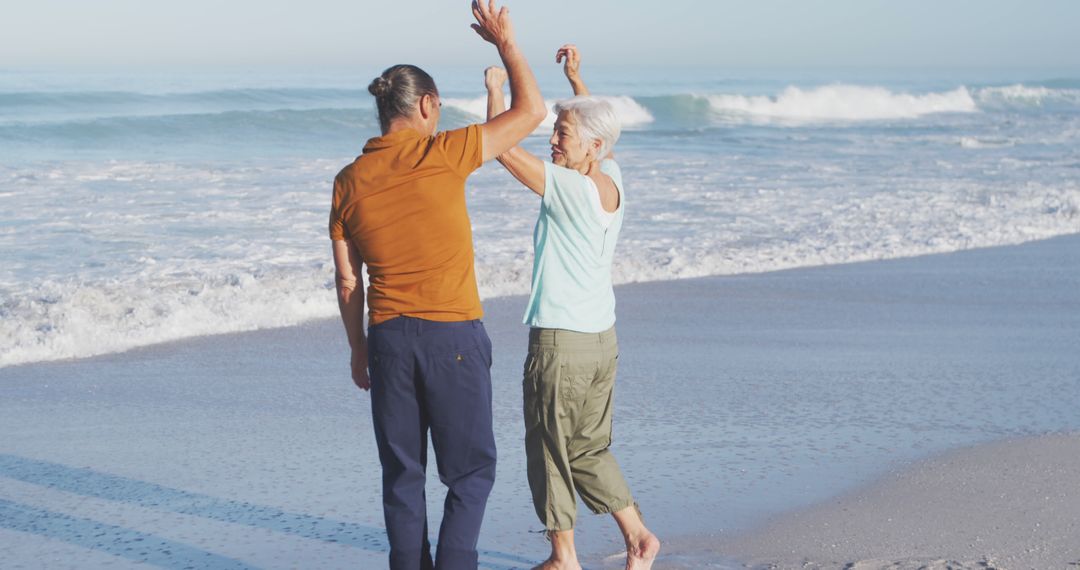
[329,125,485,326]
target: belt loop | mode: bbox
[416,318,423,336]
[553,329,559,347]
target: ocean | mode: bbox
[2,65,1079,367]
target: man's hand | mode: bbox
[471,0,515,49]
[351,347,371,391]
[474,0,546,162]
[556,44,581,81]
[485,66,508,92]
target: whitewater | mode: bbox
[2,67,1079,367]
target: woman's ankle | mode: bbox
[548,528,577,559]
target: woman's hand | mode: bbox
[556,44,589,96]
[485,66,508,93]
[556,44,581,81]
[471,0,515,49]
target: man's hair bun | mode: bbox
[368,76,391,97]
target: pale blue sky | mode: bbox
[4,0,1079,69]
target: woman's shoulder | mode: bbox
[545,162,593,189]
[599,158,621,176]
[599,159,623,191]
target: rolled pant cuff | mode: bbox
[540,520,575,532]
[588,498,638,516]
[539,499,640,532]
[434,544,478,570]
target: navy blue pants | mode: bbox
[367,317,496,570]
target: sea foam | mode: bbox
[2,155,1078,368]
[3,72,1080,368]
[442,95,654,133]
[703,85,978,123]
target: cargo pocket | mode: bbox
[559,356,599,405]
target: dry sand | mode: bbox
[705,433,1080,569]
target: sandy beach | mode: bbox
[2,234,1079,569]
[678,433,1080,569]
[5,3,1079,568]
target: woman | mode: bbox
[328,2,547,569]
[485,45,661,570]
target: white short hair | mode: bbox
[553,96,621,160]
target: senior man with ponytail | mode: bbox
[328,2,546,569]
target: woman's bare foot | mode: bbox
[611,505,661,570]
[532,529,582,570]
[624,529,660,570]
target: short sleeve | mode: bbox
[434,124,484,178]
[542,162,558,209]
[599,159,623,193]
[329,175,347,241]
[543,162,594,216]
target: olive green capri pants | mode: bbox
[522,326,637,531]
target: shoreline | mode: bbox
[2,234,1080,568]
[2,232,1077,373]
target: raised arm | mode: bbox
[485,66,545,195]
[332,238,370,391]
[557,44,614,159]
[471,0,547,162]
[485,66,509,121]
[556,44,590,96]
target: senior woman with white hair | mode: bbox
[485,45,660,570]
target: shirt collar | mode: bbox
[363,128,423,153]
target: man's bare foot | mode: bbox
[531,557,582,570]
[624,529,660,570]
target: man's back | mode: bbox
[329,125,484,325]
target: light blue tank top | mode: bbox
[522,159,624,333]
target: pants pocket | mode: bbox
[367,349,399,390]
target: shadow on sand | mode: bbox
[0,454,535,569]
